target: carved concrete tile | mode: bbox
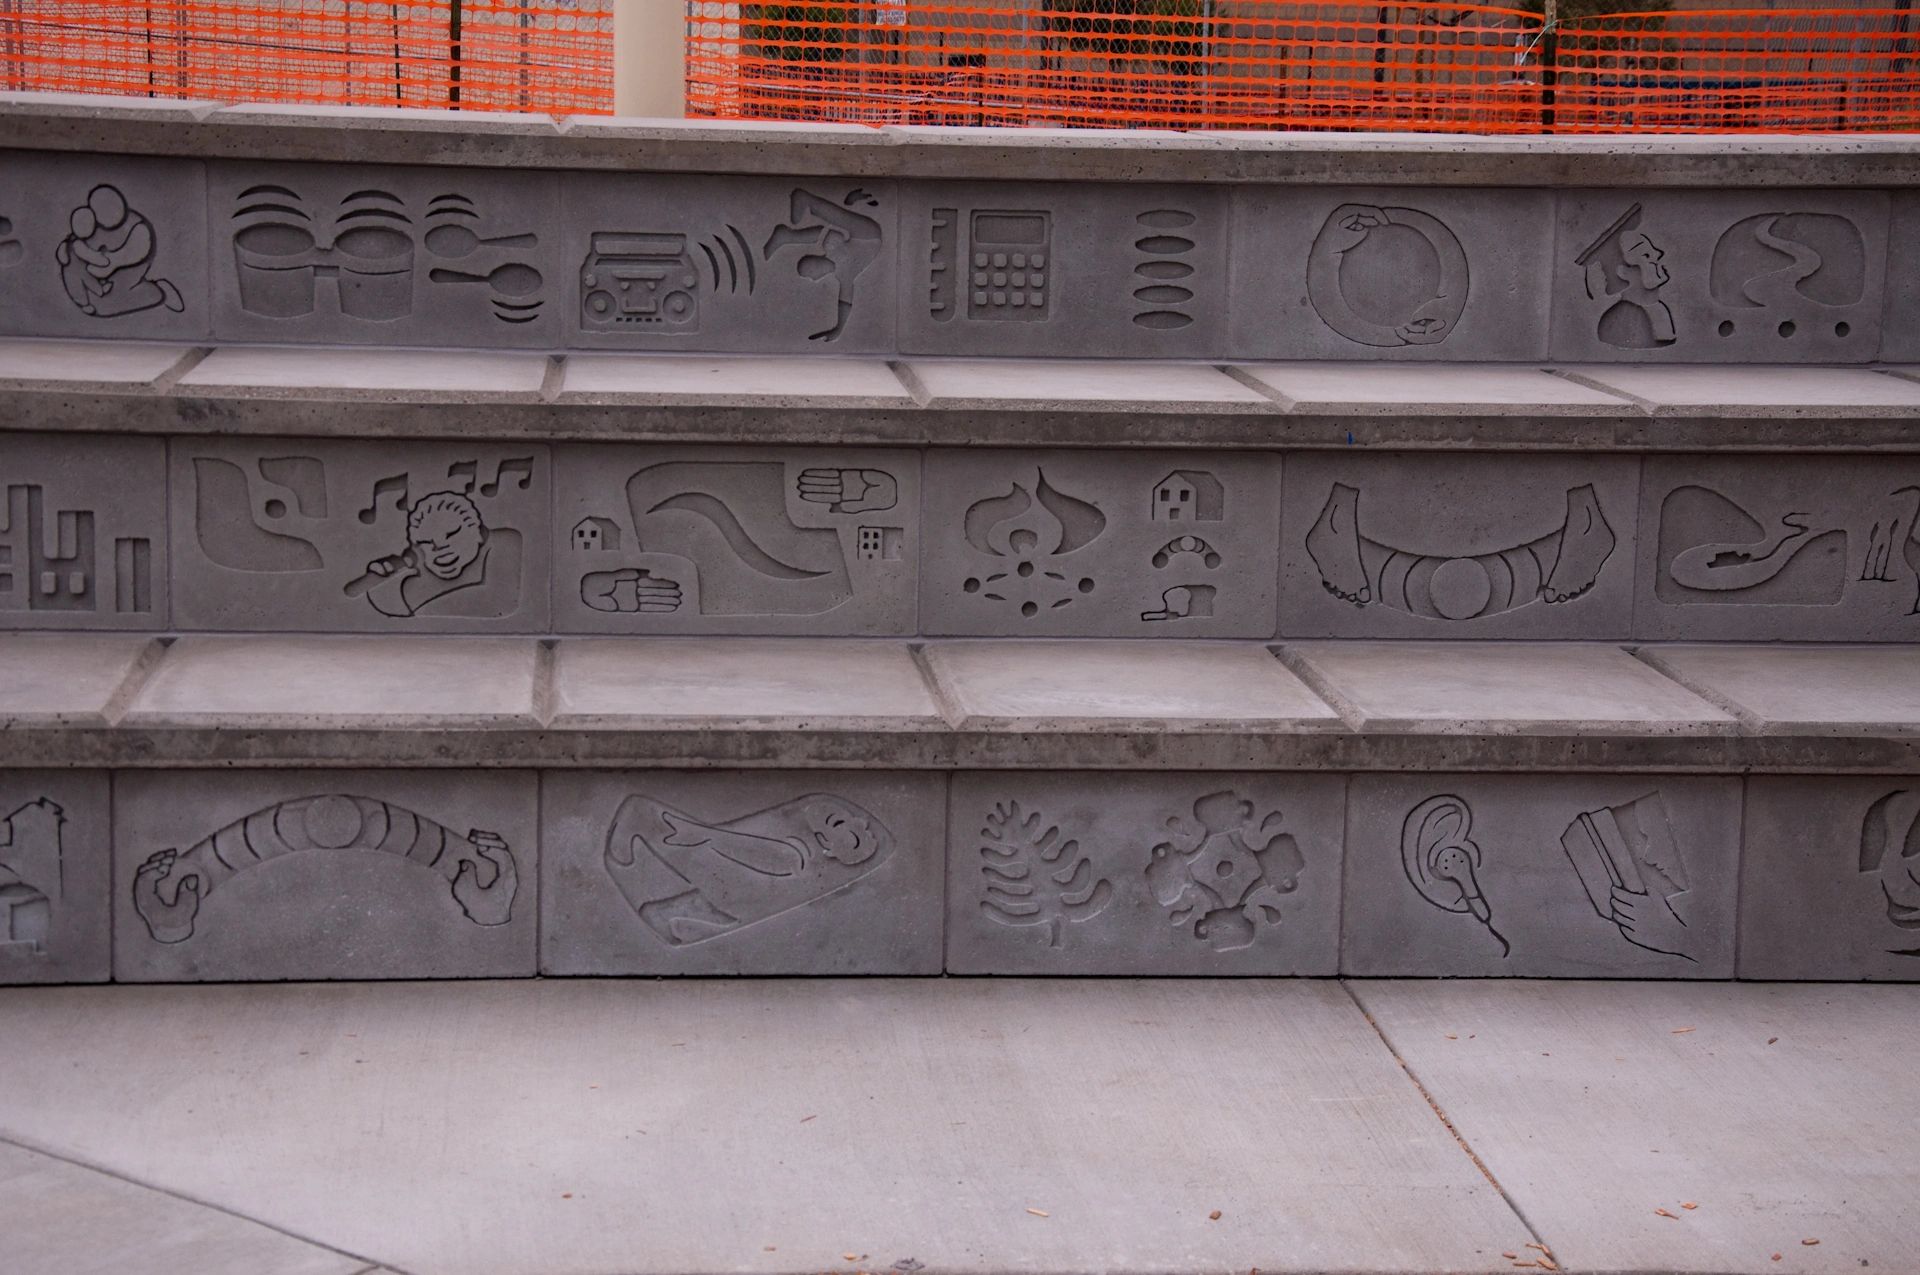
[1551,190,1889,363]
[947,772,1345,975]
[894,181,1226,359]
[1883,193,1920,362]
[552,445,916,636]
[1636,455,1920,641]
[542,770,944,975]
[169,438,550,633]
[1280,453,1638,640]
[113,769,537,982]
[1343,775,1740,978]
[0,770,109,985]
[563,175,896,354]
[0,432,167,630]
[1741,777,1920,980]
[1227,187,1552,361]
[207,161,561,348]
[0,150,208,341]
[922,449,1280,638]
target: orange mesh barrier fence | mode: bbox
[1551,8,1920,133]
[686,1,1920,133]
[0,1,613,113]
[687,1,1547,132]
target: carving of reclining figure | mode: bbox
[1305,483,1615,619]
[604,795,891,947]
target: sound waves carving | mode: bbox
[1132,209,1195,329]
[130,794,519,944]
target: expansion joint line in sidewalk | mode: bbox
[0,1128,407,1275]
[1339,981,1562,1271]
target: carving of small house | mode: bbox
[571,516,621,552]
[1151,470,1223,523]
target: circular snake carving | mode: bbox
[1307,204,1469,348]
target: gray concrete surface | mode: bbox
[1634,454,1920,641]
[906,358,1269,410]
[921,640,1341,731]
[112,770,538,982]
[168,437,552,634]
[553,445,919,636]
[1739,776,1920,980]
[1636,644,1920,735]
[14,94,1920,186]
[920,449,1279,637]
[0,633,157,725]
[1358,980,1920,1274]
[0,338,189,386]
[121,635,541,729]
[947,772,1346,975]
[1284,641,1737,735]
[0,978,1915,1274]
[557,354,913,407]
[1278,452,1638,640]
[542,769,945,976]
[3,431,168,630]
[1236,362,1632,414]
[177,347,551,399]
[0,1140,373,1275]
[0,979,1534,1274]
[1562,364,1920,415]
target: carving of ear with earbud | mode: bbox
[1401,795,1510,958]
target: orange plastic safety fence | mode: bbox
[0,1,613,114]
[687,2,1548,133]
[1551,8,1920,133]
[687,1,1920,134]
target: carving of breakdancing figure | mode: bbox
[1576,204,1677,349]
[56,185,184,317]
[1305,483,1616,619]
[346,491,520,619]
[604,794,893,946]
[763,188,882,343]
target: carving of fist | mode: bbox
[132,849,201,945]
[797,468,898,515]
[1609,886,1696,962]
[452,831,518,927]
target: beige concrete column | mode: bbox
[614,0,687,118]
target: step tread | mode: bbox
[7,636,1918,770]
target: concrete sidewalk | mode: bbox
[0,980,1910,1275]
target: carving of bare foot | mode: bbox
[1543,484,1616,604]
[1306,483,1371,605]
[132,849,201,944]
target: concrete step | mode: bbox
[9,342,1920,450]
[9,395,1920,643]
[1,634,1917,982]
[0,977,1913,1275]
[5,97,1920,368]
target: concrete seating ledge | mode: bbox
[8,343,1920,450]
[6,634,1920,771]
[9,91,1920,188]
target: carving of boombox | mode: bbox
[580,232,699,332]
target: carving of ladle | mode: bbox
[424,224,537,258]
[428,264,544,296]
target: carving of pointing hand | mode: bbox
[797,468,898,514]
[1609,886,1696,962]
[452,831,517,927]
[132,849,201,945]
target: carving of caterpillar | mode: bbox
[131,794,517,944]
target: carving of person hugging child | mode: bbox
[56,185,184,318]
